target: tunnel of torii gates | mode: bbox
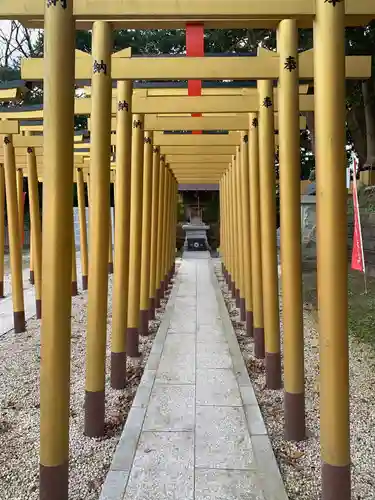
[0,1,374,500]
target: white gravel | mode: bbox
[215,262,375,500]
[0,269,175,500]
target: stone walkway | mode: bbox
[100,252,287,500]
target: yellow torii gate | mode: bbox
[2,2,374,500]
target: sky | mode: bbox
[0,20,39,64]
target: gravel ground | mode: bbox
[214,263,375,500]
[0,269,176,500]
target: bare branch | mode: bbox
[0,20,39,68]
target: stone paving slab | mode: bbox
[195,469,265,500]
[195,405,255,470]
[196,368,242,406]
[143,385,195,432]
[100,253,288,500]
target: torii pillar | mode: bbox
[39,2,75,499]
[258,80,282,389]
[85,21,113,438]
[315,1,350,498]
[278,20,305,441]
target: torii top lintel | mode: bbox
[0,0,374,28]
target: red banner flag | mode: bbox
[351,159,365,273]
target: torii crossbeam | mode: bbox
[21,48,371,81]
[1,0,374,27]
